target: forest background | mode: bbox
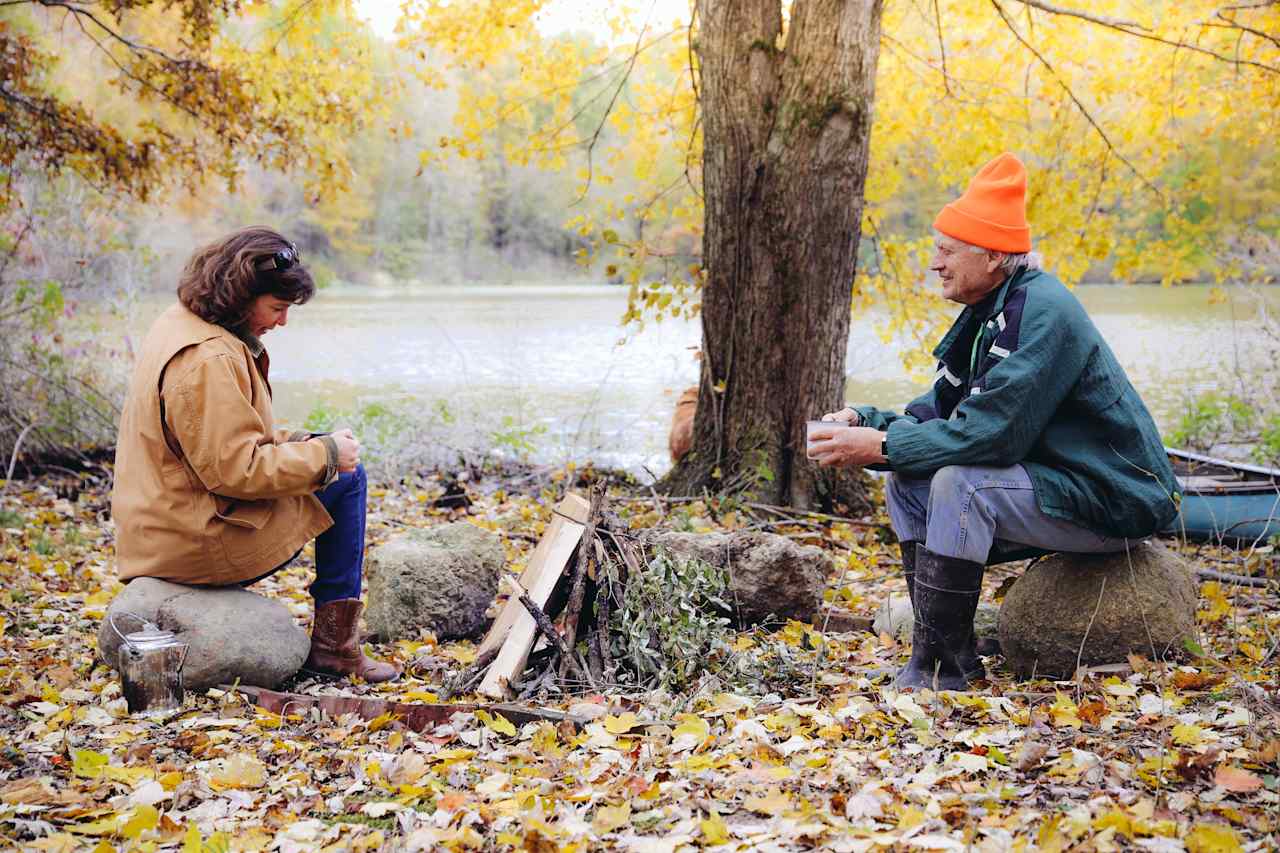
[2,0,1278,484]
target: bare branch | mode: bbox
[932,0,952,96]
[1209,12,1280,49]
[1007,0,1280,74]
[34,0,184,63]
[1007,0,1145,29]
[990,0,1164,200]
[574,0,660,205]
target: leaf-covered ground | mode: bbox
[1,470,1277,852]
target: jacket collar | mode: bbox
[222,324,265,358]
[931,268,1035,361]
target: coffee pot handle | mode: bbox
[109,610,156,653]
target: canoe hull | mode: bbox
[1164,491,1280,544]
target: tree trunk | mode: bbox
[664,0,884,508]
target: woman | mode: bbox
[111,226,399,683]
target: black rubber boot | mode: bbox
[895,545,986,690]
[900,539,919,605]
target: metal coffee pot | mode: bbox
[112,613,188,716]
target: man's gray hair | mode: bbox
[938,229,1044,272]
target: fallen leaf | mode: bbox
[603,712,639,734]
[1185,822,1244,853]
[592,802,631,834]
[700,811,729,844]
[1213,765,1264,793]
[71,749,108,779]
[475,708,517,737]
[207,753,267,791]
[1173,670,1225,691]
[743,788,792,816]
[1014,740,1050,772]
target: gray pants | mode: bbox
[885,464,1132,563]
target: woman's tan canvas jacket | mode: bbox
[112,303,338,585]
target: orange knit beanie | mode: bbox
[932,153,1032,253]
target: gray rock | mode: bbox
[874,597,1000,649]
[644,530,829,626]
[98,578,309,690]
[364,522,504,642]
[873,594,914,640]
[997,541,1198,679]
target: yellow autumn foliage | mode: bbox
[399,0,1279,368]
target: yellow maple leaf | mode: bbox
[672,714,710,741]
[1171,723,1205,746]
[207,753,267,791]
[1092,810,1134,839]
[744,789,792,816]
[603,712,639,734]
[71,749,108,779]
[701,812,729,844]
[66,814,120,837]
[592,802,631,834]
[897,805,928,830]
[120,805,159,840]
[1185,822,1243,853]
[475,709,517,737]
[1049,693,1082,729]
[1238,642,1265,662]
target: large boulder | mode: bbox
[364,522,504,642]
[98,579,309,690]
[643,530,829,626]
[998,541,1198,679]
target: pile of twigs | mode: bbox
[443,489,648,699]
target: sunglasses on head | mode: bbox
[255,244,300,272]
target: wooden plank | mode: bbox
[219,684,590,730]
[478,494,589,698]
[476,492,590,659]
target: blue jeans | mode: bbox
[242,464,367,604]
[885,464,1131,563]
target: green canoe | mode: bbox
[1164,447,1280,545]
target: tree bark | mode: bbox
[664,0,884,509]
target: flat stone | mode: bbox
[98,578,309,691]
[997,541,1197,679]
[364,522,504,642]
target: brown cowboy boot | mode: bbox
[303,599,400,683]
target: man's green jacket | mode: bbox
[855,267,1179,540]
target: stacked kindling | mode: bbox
[443,489,644,700]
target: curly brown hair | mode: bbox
[177,226,315,328]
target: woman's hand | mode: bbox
[809,426,885,468]
[333,428,361,472]
[820,406,860,424]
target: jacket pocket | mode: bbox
[213,497,273,530]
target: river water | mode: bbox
[129,283,1274,475]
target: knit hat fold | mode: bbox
[933,153,1032,253]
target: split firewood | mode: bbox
[504,576,595,690]
[558,489,603,682]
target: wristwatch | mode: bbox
[880,437,888,460]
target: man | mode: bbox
[112,226,399,683]
[809,153,1178,691]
